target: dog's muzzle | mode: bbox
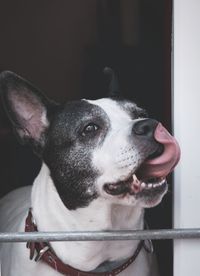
[104,121,180,197]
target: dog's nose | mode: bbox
[132,119,159,138]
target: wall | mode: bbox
[173,0,200,275]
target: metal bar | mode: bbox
[0,229,200,243]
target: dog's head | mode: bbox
[0,71,180,210]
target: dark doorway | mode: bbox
[0,1,172,275]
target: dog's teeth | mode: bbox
[132,174,137,181]
[132,174,140,184]
[158,180,165,186]
[139,178,166,191]
[140,182,147,190]
[141,182,146,189]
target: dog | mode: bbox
[0,70,180,276]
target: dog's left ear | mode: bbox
[0,71,58,155]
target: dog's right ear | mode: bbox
[0,71,58,155]
[103,67,121,98]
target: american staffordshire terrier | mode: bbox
[0,70,180,275]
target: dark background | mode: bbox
[0,1,172,275]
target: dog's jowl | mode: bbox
[0,71,180,276]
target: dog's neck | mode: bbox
[31,163,145,271]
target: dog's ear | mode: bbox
[103,67,121,98]
[0,71,58,155]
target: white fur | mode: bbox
[0,164,159,275]
[88,99,153,207]
[88,99,141,184]
[0,98,160,276]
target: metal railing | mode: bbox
[1,229,200,243]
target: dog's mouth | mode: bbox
[103,123,180,198]
[104,174,167,197]
[104,148,167,197]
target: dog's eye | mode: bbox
[81,123,99,136]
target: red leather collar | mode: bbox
[25,208,145,276]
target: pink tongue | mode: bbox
[138,123,181,179]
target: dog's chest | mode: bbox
[0,170,156,276]
[29,167,145,272]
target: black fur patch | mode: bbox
[43,100,110,210]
